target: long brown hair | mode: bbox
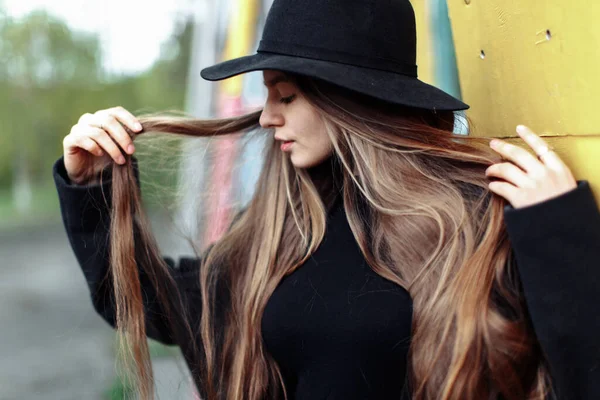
[106,72,552,399]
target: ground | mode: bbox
[0,210,195,399]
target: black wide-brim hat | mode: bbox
[201,0,469,112]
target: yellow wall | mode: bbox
[411,0,435,86]
[447,0,600,202]
[221,0,259,96]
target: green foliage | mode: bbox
[103,338,179,400]
[0,181,59,231]
[103,375,135,400]
[148,339,180,359]
[0,9,194,209]
[0,10,102,85]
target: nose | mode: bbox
[259,100,284,129]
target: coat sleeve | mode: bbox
[503,180,600,399]
[52,155,203,346]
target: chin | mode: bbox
[290,158,311,169]
[290,154,328,169]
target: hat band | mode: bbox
[257,39,418,77]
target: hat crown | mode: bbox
[258,0,418,77]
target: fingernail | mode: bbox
[516,125,526,133]
[135,123,142,131]
[490,139,498,147]
[127,144,135,154]
[118,156,126,164]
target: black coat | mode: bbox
[53,155,600,399]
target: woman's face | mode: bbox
[259,70,334,169]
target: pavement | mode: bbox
[0,209,197,400]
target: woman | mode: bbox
[54,0,600,399]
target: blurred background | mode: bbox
[0,0,207,398]
[2,0,597,399]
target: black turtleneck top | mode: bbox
[52,155,600,399]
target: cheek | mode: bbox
[284,101,332,161]
[290,121,332,166]
[295,120,329,149]
[313,121,331,151]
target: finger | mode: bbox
[489,139,545,175]
[78,112,94,125]
[92,113,136,155]
[84,127,127,164]
[76,136,105,157]
[108,106,143,134]
[516,125,566,171]
[485,162,535,189]
[65,126,103,156]
[488,181,519,203]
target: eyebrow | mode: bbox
[263,75,290,88]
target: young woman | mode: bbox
[54,0,600,399]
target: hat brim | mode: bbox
[200,52,469,112]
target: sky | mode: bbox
[4,0,194,75]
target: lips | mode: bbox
[280,140,294,151]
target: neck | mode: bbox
[307,154,343,210]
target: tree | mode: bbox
[0,9,193,216]
[0,10,103,212]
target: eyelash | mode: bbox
[279,94,296,104]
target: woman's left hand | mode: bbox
[485,125,577,209]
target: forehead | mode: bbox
[262,70,291,87]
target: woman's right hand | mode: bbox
[63,106,143,185]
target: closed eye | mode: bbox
[279,94,296,104]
